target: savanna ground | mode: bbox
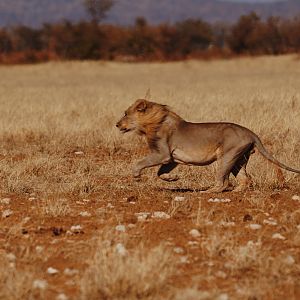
[0,56,300,300]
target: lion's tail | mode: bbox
[253,134,300,174]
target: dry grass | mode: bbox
[80,233,175,300]
[0,56,299,197]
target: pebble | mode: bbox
[189,229,201,238]
[74,151,84,155]
[47,267,59,275]
[208,198,231,203]
[220,221,235,227]
[173,247,184,254]
[272,233,286,240]
[248,224,262,230]
[56,294,68,300]
[263,218,277,226]
[115,243,127,256]
[64,268,79,276]
[107,203,114,208]
[215,270,227,279]
[33,279,48,290]
[7,253,16,261]
[70,225,83,234]
[35,246,44,253]
[28,197,36,201]
[115,225,126,232]
[2,209,13,218]
[0,198,10,205]
[79,211,91,217]
[282,255,295,265]
[292,195,300,201]
[135,212,150,221]
[174,196,185,202]
[152,211,171,219]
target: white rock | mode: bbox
[272,233,286,240]
[2,209,13,218]
[248,224,262,230]
[263,218,277,226]
[28,197,36,201]
[292,195,300,201]
[215,270,227,279]
[56,293,68,300]
[179,256,189,263]
[64,268,79,276]
[33,279,48,290]
[173,247,184,254]
[135,212,150,221]
[115,243,127,256]
[217,293,229,300]
[79,211,91,217]
[208,198,220,203]
[220,198,231,203]
[115,225,126,232]
[82,199,90,203]
[127,223,136,229]
[0,198,10,205]
[23,217,31,223]
[74,151,84,155]
[6,253,16,261]
[47,267,59,275]
[220,221,235,227]
[283,255,295,265]
[174,196,185,202]
[189,229,201,238]
[70,225,83,233]
[152,211,171,219]
[35,246,44,253]
[107,203,114,208]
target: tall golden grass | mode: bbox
[0,56,299,197]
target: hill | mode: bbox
[0,0,300,27]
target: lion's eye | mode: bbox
[124,112,127,117]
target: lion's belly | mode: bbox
[172,148,218,166]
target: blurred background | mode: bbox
[0,0,300,63]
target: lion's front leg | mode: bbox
[133,153,171,178]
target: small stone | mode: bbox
[220,198,231,203]
[292,195,300,201]
[217,293,229,300]
[82,199,90,203]
[189,229,201,238]
[208,198,220,203]
[23,217,31,223]
[215,270,227,279]
[36,246,44,253]
[6,253,16,261]
[47,267,59,275]
[70,225,83,234]
[173,247,184,254]
[248,224,262,230]
[115,243,127,256]
[28,197,36,201]
[272,233,285,240]
[135,212,150,221]
[152,211,171,219]
[179,256,189,263]
[282,255,295,265]
[115,225,126,232]
[174,196,185,202]
[0,198,10,205]
[64,268,79,276]
[127,223,136,229]
[2,209,13,218]
[79,211,91,217]
[74,151,84,155]
[107,203,114,208]
[263,218,277,226]
[33,279,48,290]
[220,221,235,227]
[56,294,68,300]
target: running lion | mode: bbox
[116,99,300,192]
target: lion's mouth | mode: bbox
[120,128,132,133]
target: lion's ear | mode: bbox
[136,100,148,112]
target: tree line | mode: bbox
[0,13,300,64]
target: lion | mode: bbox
[116,99,300,192]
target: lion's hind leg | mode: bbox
[231,148,253,192]
[158,161,179,182]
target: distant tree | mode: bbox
[0,29,12,53]
[83,0,114,23]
